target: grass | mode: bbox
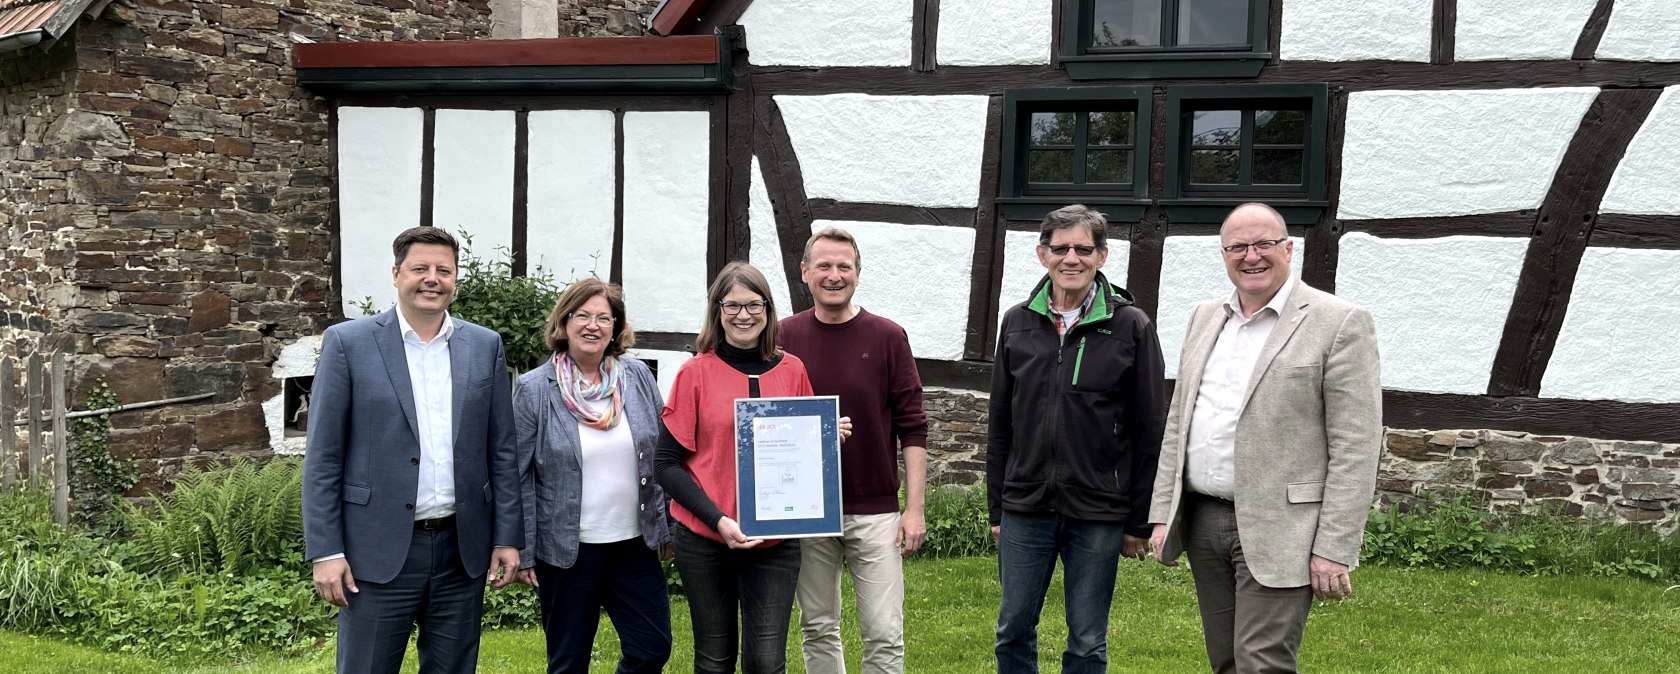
[6,557,1678,673]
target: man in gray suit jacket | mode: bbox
[1148,203,1381,674]
[303,226,523,674]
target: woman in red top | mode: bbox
[656,262,821,674]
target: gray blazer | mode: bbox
[302,310,523,584]
[514,355,671,569]
[1148,282,1382,588]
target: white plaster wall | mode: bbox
[1542,247,1680,403]
[432,109,516,261]
[1455,0,1598,61]
[776,94,990,208]
[937,0,1052,66]
[1280,0,1432,62]
[1597,0,1680,61]
[739,0,913,66]
[1601,86,1680,215]
[995,230,1130,341]
[526,110,615,283]
[622,111,709,334]
[830,220,976,360]
[1156,236,1303,380]
[266,336,322,456]
[336,107,423,316]
[1338,89,1597,219]
[749,156,799,314]
[1336,233,1527,395]
[625,348,695,402]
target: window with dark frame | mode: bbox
[998,87,1152,222]
[1025,108,1138,195]
[1060,0,1272,79]
[1162,83,1329,224]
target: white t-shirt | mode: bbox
[575,396,642,544]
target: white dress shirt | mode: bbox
[1184,276,1297,500]
[575,396,641,544]
[397,309,456,521]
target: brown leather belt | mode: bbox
[414,515,456,530]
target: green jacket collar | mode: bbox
[1025,272,1133,329]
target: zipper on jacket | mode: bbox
[1071,336,1087,386]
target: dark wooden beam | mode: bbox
[753,96,816,313]
[720,26,754,273]
[1431,0,1456,65]
[707,96,730,281]
[1573,0,1616,60]
[806,200,976,229]
[749,60,1680,95]
[632,331,700,352]
[1126,87,1169,320]
[966,94,1005,360]
[1302,86,1348,292]
[610,109,625,286]
[1339,211,1538,238]
[913,0,940,72]
[1590,214,1680,250]
[294,36,721,69]
[648,0,712,36]
[419,107,436,229]
[1487,88,1661,396]
[511,110,529,276]
[694,0,753,35]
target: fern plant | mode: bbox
[121,458,305,577]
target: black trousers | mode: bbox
[534,538,673,674]
[336,522,485,674]
[673,525,802,674]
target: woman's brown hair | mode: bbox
[542,277,635,358]
[694,261,781,361]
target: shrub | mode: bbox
[122,458,305,577]
[482,582,542,629]
[920,484,994,559]
[448,234,569,373]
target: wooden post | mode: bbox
[25,353,43,490]
[51,353,69,526]
[1,356,14,486]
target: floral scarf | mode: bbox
[555,352,623,431]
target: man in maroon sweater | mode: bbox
[781,227,929,674]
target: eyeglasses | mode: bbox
[1044,244,1098,258]
[1221,238,1288,257]
[567,313,616,327]
[719,301,767,316]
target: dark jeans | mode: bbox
[337,522,485,674]
[534,538,673,674]
[673,525,802,674]
[994,511,1125,674]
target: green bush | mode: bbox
[448,234,569,373]
[920,484,994,559]
[122,458,305,577]
[68,381,135,530]
[482,582,542,629]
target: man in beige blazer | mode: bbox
[1148,203,1381,674]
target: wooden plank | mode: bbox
[1431,0,1457,65]
[721,26,756,272]
[693,0,752,35]
[511,110,530,277]
[1590,214,1680,250]
[965,94,1005,359]
[1,356,13,486]
[294,36,722,69]
[1487,88,1662,396]
[807,200,977,229]
[611,109,626,286]
[647,0,712,36]
[707,95,731,280]
[912,0,940,72]
[753,96,817,313]
[632,331,700,352]
[50,353,67,525]
[1339,211,1538,239]
[1573,0,1616,60]
[419,107,436,230]
[25,353,41,488]
[1302,86,1349,291]
[1126,87,1170,320]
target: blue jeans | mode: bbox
[994,511,1125,674]
[673,525,802,674]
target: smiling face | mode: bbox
[1220,205,1294,311]
[801,237,860,313]
[1037,224,1108,303]
[719,283,768,349]
[391,242,457,325]
[564,294,614,365]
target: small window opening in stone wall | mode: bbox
[284,376,313,437]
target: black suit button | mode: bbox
[411,457,420,465]
[405,503,414,510]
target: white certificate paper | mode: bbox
[751,415,825,521]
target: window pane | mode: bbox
[1190,149,1239,184]
[1088,111,1135,146]
[1191,110,1241,146]
[1255,110,1307,145]
[1087,150,1132,184]
[1091,0,1161,47]
[1253,149,1304,185]
[1177,0,1250,46]
[1029,149,1075,183]
[1031,112,1076,145]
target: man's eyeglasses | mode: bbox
[1044,244,1098,258]
[719,301,767,316]
[568,313,616,327]
[1221,238,1287,257]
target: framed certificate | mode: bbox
[734,395,843,539]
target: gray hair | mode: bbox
[1038,204,1108,252]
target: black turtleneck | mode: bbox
[654,342,783,532]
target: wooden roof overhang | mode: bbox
[293,34,731,96]
[0,0,104,51]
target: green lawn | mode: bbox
[7,557,1677,672]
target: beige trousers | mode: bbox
[796,512,905,674]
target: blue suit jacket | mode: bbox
[302,309,523,584]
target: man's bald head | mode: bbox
[1220,202,1288,240]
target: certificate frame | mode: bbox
[734,395,843,539]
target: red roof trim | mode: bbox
[292,35,720,70]
[648,0,715,36]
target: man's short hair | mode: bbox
[1038,204,1108,252]
[802,227,862,269]
[542,277,635,357]
[392,226,460,266]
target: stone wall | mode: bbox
[920,389,1680,532]
[557,0,659,36]
[0,0,495,492]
